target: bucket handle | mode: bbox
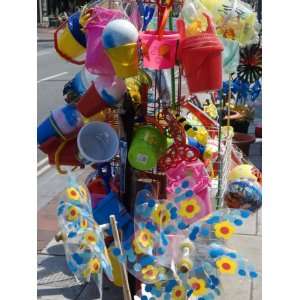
[176,12,216,40]
[156,0,174,38]
[54,20,85,65]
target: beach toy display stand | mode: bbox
[37,0,262,299]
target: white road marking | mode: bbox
[37,164,52,177]
[37,157,48,168]
[37,50,53,57]
[37,71,68,83]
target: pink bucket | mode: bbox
[85,7,124,76]
[166,160,212,224]
[140,30,179,70]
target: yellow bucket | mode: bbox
[106,43,138,78]
[56,25,85,62]
[108,246,123,287]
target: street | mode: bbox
[37,41,81,161]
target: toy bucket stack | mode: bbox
[54,11,86,64]
[177,13,224,93]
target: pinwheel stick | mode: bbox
[109,215,132,300]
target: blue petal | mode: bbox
[209,248,224,258]
[145,284,153,292]
[234,219,243,226]
[112,247,121,257]
[185,190,193,197]
[72,253,84,265]
[200,226,210,237]
[182,180,189,188]
[165,280,177,292]
[250,271,258,278]
[68,231,77,238]
[145,222,157,232]
[240,210,251,218]
[206,216,220,224]
[139,255,155,267]
[227,252,237,259]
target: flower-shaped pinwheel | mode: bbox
[57,176,113,297]
[112,187,259,300]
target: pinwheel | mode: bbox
[237,43,262,83]
[112,184,259,300]
[56,175,113,298]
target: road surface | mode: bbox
[37,41,81,161]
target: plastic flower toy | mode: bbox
[200,0,260,45]
[56,176,113,298]
[112,188,259,300]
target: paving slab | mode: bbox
[257,210,262,236]
[227,235,261,273]
[251,277,262,300]
[219,274,251,300]
[38,254,84,299]
[40,238,66,256]
[235,211,257,235]
[77,277,123,300]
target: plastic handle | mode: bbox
[156,0,174,37]
[202,12,215,34]
[54,20,85,65]
[158,6,171,37]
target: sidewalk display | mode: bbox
[38,0,262,299]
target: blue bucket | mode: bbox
[37,116,59,145]
[68,11,87,47]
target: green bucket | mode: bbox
[128,126,167,170]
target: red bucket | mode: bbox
[177,14,223,93]
[76,82,109,118]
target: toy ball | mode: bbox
[224,179,262,213]
[94,75,127,105]
[102,19,139,49]
[228,164,262,185]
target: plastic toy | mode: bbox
[102,19,139,78]
[177,14,224,93]
[224,178,262,212]
[37,104,83,145]
[84,7,125,76]
[77,121,119,164]
[37,1,262,298]
[228,163,262,185]
[54,11,86,64]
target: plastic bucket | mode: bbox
[105,43,138,78]
[177,14,223,93]
[77,121,119,164]
[128,126,167,170]
[76,82,109,118]
[233,132,256,156]
[72,68,97,96]
[54,12,86,64]
[37,116,59,145]
[51,104,83,135]
[85,8,124,75]
[140,30,179,70]
[94,75,126,106]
